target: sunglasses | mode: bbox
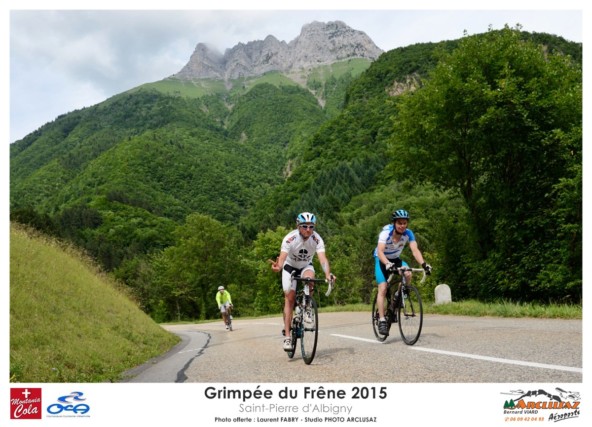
[300,225,315,230]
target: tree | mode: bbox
[249,227,289,315]
[391,26,582,302]
[148,213,241,321]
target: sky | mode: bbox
[3,2,585,143]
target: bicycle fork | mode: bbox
[293,301,304,338]
[293,285,312,337]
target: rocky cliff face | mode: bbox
[173,21,383,81]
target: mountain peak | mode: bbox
[173,21,383,81]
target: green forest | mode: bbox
[10,27,582,322]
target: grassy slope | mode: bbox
[9,223,179,382]
[130,58,372,99]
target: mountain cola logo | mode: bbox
[10,388,42,419]
[502,387,580,423]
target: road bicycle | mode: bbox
[372,266,426,345]
[225,305,233,331]
[286,274,334,364]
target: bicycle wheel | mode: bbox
[300,297,318,364]
[371,290,391,341]
[287,319,301,359]
[397,285,423,345]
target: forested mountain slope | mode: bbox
[10,28,582,321]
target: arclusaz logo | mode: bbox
[502,387,580,423]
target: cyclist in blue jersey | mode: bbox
[374,209,431,335]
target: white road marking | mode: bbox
[331,333,384,344]
[178,348,206,354]
[331,334,582,373]
[410,347,582,373]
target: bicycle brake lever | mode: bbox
[420,269,427,284]
[325,279,334,297]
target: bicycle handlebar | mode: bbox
[292,277,328,283]
[390,266,427,284]
[292,275,335,297]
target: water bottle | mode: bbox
[295,306,302,320]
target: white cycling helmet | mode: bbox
[296,212,316,225]
[218,286,225,291]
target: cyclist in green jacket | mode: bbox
[216,286,233,330]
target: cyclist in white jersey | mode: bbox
[374,209,431,335]
[270,212,336,351]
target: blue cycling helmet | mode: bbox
[391,209,410,221]
[296,212,316,225]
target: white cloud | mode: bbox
[6,8,584,142]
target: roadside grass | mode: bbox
[10,223,180,383]
[319,300,581,319]
[423,299,581,318]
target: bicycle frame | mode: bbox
[287,274,334,364]
[388,267,425,309]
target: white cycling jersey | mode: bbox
[281,229,326,270]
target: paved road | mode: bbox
[122,312,582,383]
